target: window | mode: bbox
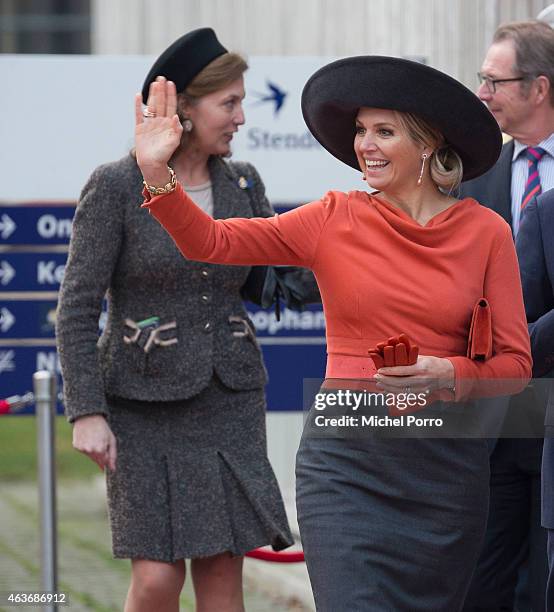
[0,0,90,53]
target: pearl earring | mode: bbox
[183,118,193,132]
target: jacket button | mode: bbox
[201,294,210,303]
[201,269,209,278]
[203,321,212,333]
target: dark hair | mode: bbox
[176,52,248,148]
[493,20,554,105]
[182,52,248,99]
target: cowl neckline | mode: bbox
[363,191,477,230]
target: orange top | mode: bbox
[143,185,532,387]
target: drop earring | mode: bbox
[417,153,428,186]
[362,172,366,181]
[183,118,193,132]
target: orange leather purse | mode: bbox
[467,298,493,361]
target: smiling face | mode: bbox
[184,76,246,156]
[477,40,531,136]
[354,107,428,194]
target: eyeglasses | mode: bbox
[477,72,525,94]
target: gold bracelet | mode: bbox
[143,166,176,195]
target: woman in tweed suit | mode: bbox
[56,29,293,612]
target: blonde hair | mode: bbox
[394,111,464,192]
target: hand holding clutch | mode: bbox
[368,334,419,370]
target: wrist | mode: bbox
[142,165,176,195]
[440,358,456,390]
[74,413,106,424]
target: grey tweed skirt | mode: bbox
[105,376,293,562]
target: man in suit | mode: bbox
[517,188,554,609]
[460,20,554,612]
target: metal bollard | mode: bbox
[33,371,58,612]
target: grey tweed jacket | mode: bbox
[57,154,273,422]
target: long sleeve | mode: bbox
[516,198,554,378]
[56,164,125,421]
[446,224,532,385]
[143,182,332,268]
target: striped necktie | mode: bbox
[521,146,546,210]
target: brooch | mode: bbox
[238,176,252,190]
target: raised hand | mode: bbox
[135,77,183,182]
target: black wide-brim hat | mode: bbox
[301,56,502,181]
[141,28,227,104]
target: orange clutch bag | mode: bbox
[467,298,492,361]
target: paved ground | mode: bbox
[0,479,313,612]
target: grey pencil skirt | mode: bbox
[296,430,490,611]
[105,376,293,562]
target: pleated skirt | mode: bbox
[105,376,293,561]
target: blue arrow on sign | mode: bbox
[0,253,67,291]
[0,205,75,245]
[0,300,57,338]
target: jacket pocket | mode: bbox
[121,317,180,377]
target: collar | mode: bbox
[512,132,554,161]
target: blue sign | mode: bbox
[0,252,68,291]
[0,205,75,245]
[0,201,328,414]
[0,204,292,247]
[0,342,325,415]
[262,343,326,411]
[0,300,57,339]
[0,345,63,415]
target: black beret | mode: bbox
[301,56,502,181]
[141,28,227,104]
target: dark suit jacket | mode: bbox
[517,189,554,382]
[57,154,274,422]
[517,189,554,526]
[459,140,514,227]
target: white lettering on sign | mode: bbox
[37,215,73,239]
[37,261,65,284]
[249,308,326,335]
[36,351,61,373]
